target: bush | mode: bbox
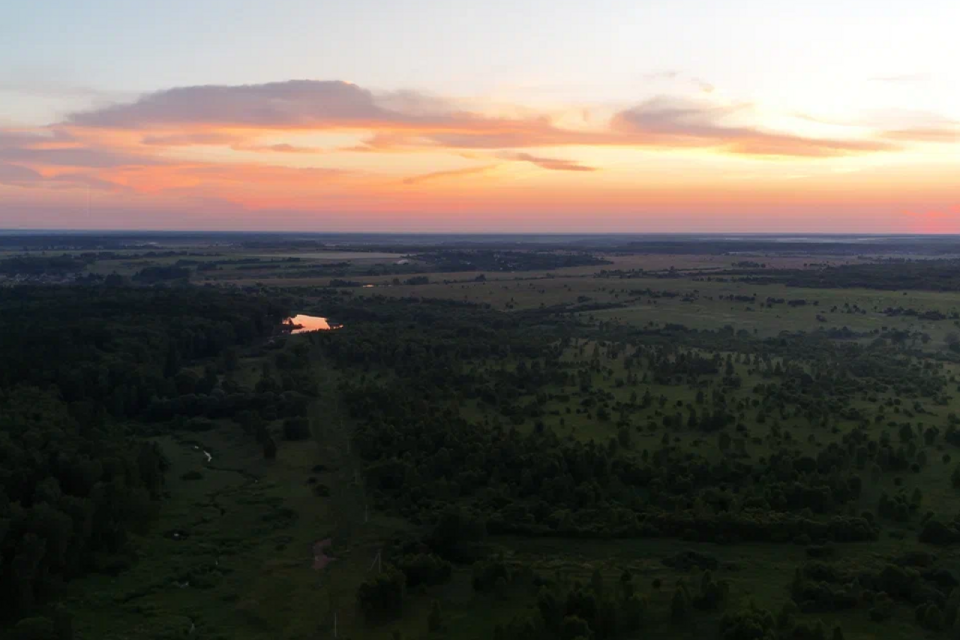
[472,558,511,592]
[719,604,776,639]
[12,617,56,640]
[357,566,406,620]
[282,417,311,441]
[919,520,960,545]
[396,553,452,587]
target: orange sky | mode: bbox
[1,79,959,232]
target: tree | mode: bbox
[719,431,732,453]
[12,616,57,640]
[220,347,240,372]
[163,345,182,378]
[560,615,591,640]
[591,568,604,597]
[694,570,727,611]
[357,566,406,620]
[911,487,923,509]
[671,585,689,624]
[917,603,943,630]
[428,600,443,633]
[282,417,311,441]
[719,604,776,640]
[12,533,47,612]
[263,435,277,460]
[621,593,646,632]
[944,587,960,627]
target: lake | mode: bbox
[283,314,341,333]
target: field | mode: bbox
[6,235,960,640]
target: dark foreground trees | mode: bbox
[0,285,288,627]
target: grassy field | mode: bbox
[25,246,960,640]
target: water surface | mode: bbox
[283,314,341,333]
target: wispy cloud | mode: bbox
[642,70,680,82]
[612,97,897,157]
[0,129,164,168]
[0,162,42,184]
[498,152,596,171]
[693,78,715,94]
[403,164,497,185]
[869,73,930,83]
[141,132,241,146]
[61,80,905,159]
[880,128,960,143]
[232,143,323,153]
[0,67,131,102]
[0,77,943,206]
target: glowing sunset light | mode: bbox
[1,0,959,232]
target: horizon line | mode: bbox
[1,228,959,238]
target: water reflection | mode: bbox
[283,314,341,334]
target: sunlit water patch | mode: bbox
[282,314,342,334]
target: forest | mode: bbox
[0,286,289,636]
[2,234,960,640]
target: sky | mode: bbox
[1,0,959,232]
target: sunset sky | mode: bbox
[2,0,959,232]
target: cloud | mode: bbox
[68,80,403,129]
[61,80,903,159]
[859,108,956,128]
[0,66,130,102]
[611,97,897,157]
[0,122,348,196]
[641,71,714,94]
[613,97,750,137]
[880,128,960,143]
[183,164,345,181]
[232,143,323,153]
[374,90,461,117]
[141,133,322,153]
[1,77,932,207]
[67,81,607,153]
[403,165,497,185]
[693,78,715,94]
[0,162,42,185]
[0,143,162,168]
[498,152,596,172]
[796,108,959,141]
[642,71,680,82]
[869,73,930,83]
[0,128,163,168]
[421,121,604,149]
[0,161,128,192]
[141,132,241,146]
